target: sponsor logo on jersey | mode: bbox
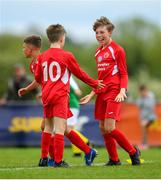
[104,52,109,58]
[98,56,103,62]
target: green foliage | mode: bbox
[115,18,161,78]
[0,17,161,99]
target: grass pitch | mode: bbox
[0,147,160,179]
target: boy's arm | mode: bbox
[116,49,128,89]
[67,53,104,89]
[80,90,95,105]
[115,49,128,102]
[18,80,39,97]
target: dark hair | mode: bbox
[139,85,147,91]
[46,24,66,43]
[24,35,41,48]
[93,16,115,32]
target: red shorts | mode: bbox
[95,86,122,121]
[44,95,72,119]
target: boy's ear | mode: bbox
[109,31,113,37]
[59,36,63,43]
[60,38,63,43]
[60,35,65,43]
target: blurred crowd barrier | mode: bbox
[0,103,161,147]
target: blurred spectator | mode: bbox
[125,91,133,102]
[0,63,38,105]
[137,85,157,149]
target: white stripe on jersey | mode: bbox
[61,68,69,84]
[95,49,101,57]
[112,65,118,75]
[108,46,116,60]
[108,46,118,75]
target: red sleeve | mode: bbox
[116,49,128,89]
[34,55,42,84]
[66,53,98,88]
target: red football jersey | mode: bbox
[30,59,38,74]
[95,40,128,93]
[34,48,98,106]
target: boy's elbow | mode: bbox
[34,76,40,84]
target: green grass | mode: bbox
[0,147,160,179]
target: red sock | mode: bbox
[66,130,90,154]
[103,133,119,161]
[54,134,64,163]
[110,129,136,155]
[41,132,52,158]
[49,135,55,160]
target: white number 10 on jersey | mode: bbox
[42,61,61,82]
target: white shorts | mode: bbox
[67,108,79,126]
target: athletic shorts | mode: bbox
[67,108,79,126]
[44,95,73,119]
[95,86,122,121]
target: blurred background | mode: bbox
[0,0,161,148]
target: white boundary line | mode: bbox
[0,161,154,171]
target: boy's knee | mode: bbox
[104,118,116,133]
[41,119,45,131]
[64,126,72,135]
[55,126,65,134]
[104,126,115,134]
[44,125,52,133]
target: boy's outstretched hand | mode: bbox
[115,88,127,102]
[18,88,28,97]
[97,80,106,89]
[80,80,105,105]
[80,91,95,105]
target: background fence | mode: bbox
[0,103,161,147]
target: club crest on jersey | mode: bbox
[104,52,109,58]
[98,56,103,62]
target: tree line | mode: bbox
[0,17,161,99]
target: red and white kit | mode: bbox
[35,48,98,119]
[30,59,38,74]
[94,40,128,121]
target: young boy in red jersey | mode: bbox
[80,17,141,166]
[19,36,41,97]
[19,35,104,167]
[33,25,104,167]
